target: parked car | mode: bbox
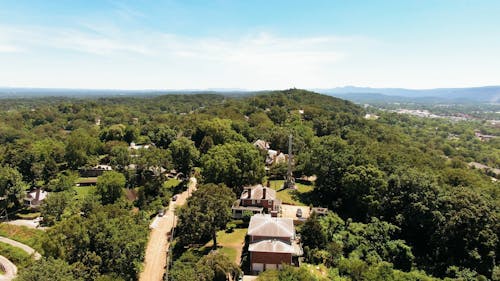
[296,208,303,218]
[158,209,165,217]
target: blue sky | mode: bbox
[1,0,499,90]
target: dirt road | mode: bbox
[139,177,197,281]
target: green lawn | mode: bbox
[164,178,181,189]
[73,185,96,200]
[0,224,46,254]
[218,247,238,262]
[268,180,314,206]
[203,228,247,263]
[0,241,34,269]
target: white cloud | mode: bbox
[0,24,367,89]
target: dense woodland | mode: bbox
[0,89,498,281]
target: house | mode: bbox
[129,142,152,150]
[232,184,281,218]
[474,130,497,142]
[76,177,98,186]
[253,139,270,151]
[79,165,113,177]
[247,214,302,273]
[24,189,48,208]
[265,150,288,166]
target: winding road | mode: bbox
[0,235,42,281]
[0,255,17,281]
[0,237,41,260]
[139,177,197,281]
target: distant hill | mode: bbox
[315,86,500,104]
[0,87,250,99]
[1,86,500,104]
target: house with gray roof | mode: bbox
[247,214,302,273]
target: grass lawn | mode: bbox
[164,178,181,189]
[73,185,96,200]
[0,241,34,269]
[0,224,46,254]
[268,180,314,206]
[203,228,247,263]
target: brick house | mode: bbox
[247,214,302,273]
[232,184,281,218]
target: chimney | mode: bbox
[35,189,41,202]
[262,187,266,199]
[247,188,252,199]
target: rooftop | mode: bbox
[249,239,295,254]
[247,214,294,238]
[240,184,277,200]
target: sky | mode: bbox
[0,0,499,90]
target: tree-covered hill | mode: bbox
[1,89,498,280]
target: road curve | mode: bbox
[0,236,41,260]
[0,255,17,281]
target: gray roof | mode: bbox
[240,184,276,200]
[247,214,294,238]
[249,239,295,254]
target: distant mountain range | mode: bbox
[1,86,499,104]
[315,86,500,104]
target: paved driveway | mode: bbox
[280,204,310,220]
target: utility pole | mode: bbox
[284,134,296,189]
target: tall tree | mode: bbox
[177,183,235,248]
[201,142,265,190]
[169,137,200,176]
[96,171,125,205]
[0,166,28,209]
[40,191,72,226]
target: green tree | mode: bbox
[41,191,72,226]
[16,258,82,281]
[43,204,148,281]
[192,118,246,148]
[201,142,265,190]
[48,172,78,192]
[96,171,125,204]
[109,145,131,171]
[169,137,200,176]
[197,251,241,281]
[177,183,235,247]
[0,166,28,209]
[300,212,327,249]
[65,129,101,169]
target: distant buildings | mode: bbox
[474,130,497,142]
[79,165,113,177]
